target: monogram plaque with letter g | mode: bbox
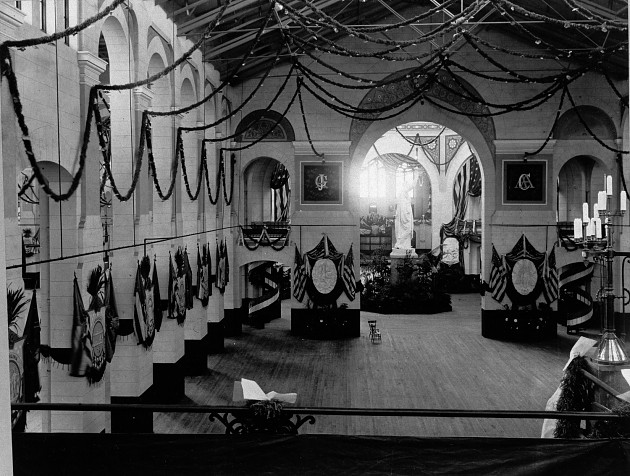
[301,161,343,205]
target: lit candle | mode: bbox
[599,191,607,211]
[621,191,627,211]
[606,175,613,196]
[593,203,599,218]
[574,218,583,239]
[587,219,594,237]
[594,218,602,239]
[582,202,589,222]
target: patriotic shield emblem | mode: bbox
[88,309,106,382]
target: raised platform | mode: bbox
[12,433,630,475]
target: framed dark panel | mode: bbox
[301,161,343,205]
[502,160,547,205]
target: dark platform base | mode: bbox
[482,309,558,340]
[111,386,153,433]
[12,433,630,476]
[207,322,224,353]
[152,358,185,404]
[184,336,209,375]
[222,308,242,337]
[291,308,360,339]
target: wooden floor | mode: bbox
[153,294,582,438]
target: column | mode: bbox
[0,3,24,469]
[109,86,154,433]
[290,141,360,338]
[481,139,557,339]
[183,121,208,375]
[206,131,225,352]
[151,109,185,403]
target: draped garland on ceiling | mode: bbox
[0,0,626,213]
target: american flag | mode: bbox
[453,155,482,219]
[453,161,468,219]
[489,245,507,302]
[542,246,559,304]
[293,246,307,302]
[468,156,481,197]
[342,244,357,301]
[271,163,291,222]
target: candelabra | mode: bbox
[573,176,628,364]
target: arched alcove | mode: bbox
[244,157,290,224]
[554,106,617,140]
[557,155,605,223]
[235,110,296,142]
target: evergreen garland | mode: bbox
[554,356,593,438]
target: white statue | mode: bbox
[394,174,419,250]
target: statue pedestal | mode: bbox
[390,248,417,285]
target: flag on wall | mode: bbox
[489,245,507,303]
[342,244,357,301]
[70,276,90,377]
[215,241,222,292]
[542,246,559,304]
[211,243,216,296]
[23,289,41,403]
[184,248,193,310]
[224,240,230,287]
[152,258,163,332]
[168,250,187,325]
[103,269,119,363]
[134,261,156,348]
[197,244,210,306]
[293,246,307,302]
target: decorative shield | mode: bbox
[311,259,338,295]
[511,259,538,296]
[87,309,106,383]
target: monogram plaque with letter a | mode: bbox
[503,160,547,205]
[301,161,343,205]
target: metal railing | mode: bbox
[12,402,625,435]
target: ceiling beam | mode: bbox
[178,0,261,34]
[201,0,338,59]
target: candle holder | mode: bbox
[576,205,628,365]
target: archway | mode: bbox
[350,73,495,298]
[359,120,483,309]
[243,157,291,224]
